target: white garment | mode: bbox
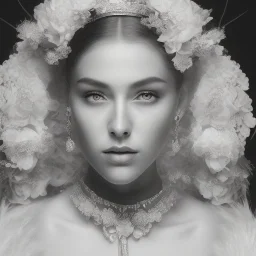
[0,185,255,256]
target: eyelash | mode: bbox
[136,91,158,101]
[84,91,158,102]
[84,91,105,102]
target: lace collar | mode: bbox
[69,180,179,256]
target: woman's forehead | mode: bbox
[71,40,173,86]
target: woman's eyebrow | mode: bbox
[77,77,109,89]
[131,77,167,89]
[76,77,167,89]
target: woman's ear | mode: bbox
[175,85,189,119]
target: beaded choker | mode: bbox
[78,179,165,213]
[69,180,179,256]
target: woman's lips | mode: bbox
[103,152,138,165]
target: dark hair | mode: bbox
[66,16,183,90]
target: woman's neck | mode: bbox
[83,162,163,205]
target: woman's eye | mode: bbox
[135,92,158,102]
[83,91,158,103]
[84,92,105,102]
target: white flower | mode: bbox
[10,182,32,203]
[10,174,51,203]
[205,156,231,174]
[172,52,193,71]
[34,2,70,46]
[72,0,96,10]
[171,29,225,71]
[191,84,237,128]
[195,174,233,205]
[4,85,50,128]
[0,128,42,171]
[193,128,240,173]
[216,172,229,183]
[13,154,38,171]
[0,52,58,129]
[198,180,228,200]
[30,177,50,199]
[190,55,255,133]
[34,0,93,46]
[163,41,183,54]
[148,0,212,53]
[148,0,178,13]
[243,112,256,128]
[17,21,43,49]
[234,88,253,112]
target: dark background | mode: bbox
[0,0,255,210]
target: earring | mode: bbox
[170,114,181,156]
[66,107,75,152]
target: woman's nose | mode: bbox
[108,103,132,139]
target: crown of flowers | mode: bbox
[16,0,218,71]
[0,0,255,205]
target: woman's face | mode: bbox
[69,40,181,185]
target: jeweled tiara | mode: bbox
[88,0,153,22]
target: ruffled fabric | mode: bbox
[213,199,256,255]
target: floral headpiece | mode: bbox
[16,0,218,71]
[0,0,255,205]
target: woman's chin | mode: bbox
[101,169,141,186]
[104,176,138,186]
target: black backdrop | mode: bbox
[0,0,255,210]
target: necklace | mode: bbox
[69,180,179,256]
[78,180,165,213]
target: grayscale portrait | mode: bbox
[0,0,255,255]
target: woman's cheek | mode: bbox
[138,114,173,156]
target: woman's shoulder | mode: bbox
[166,191,256,256]
[0,195,48,255]
[0,186,90,243]
[0,189,76,256]
[164,191,220,232]
[161,192,221,251]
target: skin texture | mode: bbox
[68,40,187,203]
